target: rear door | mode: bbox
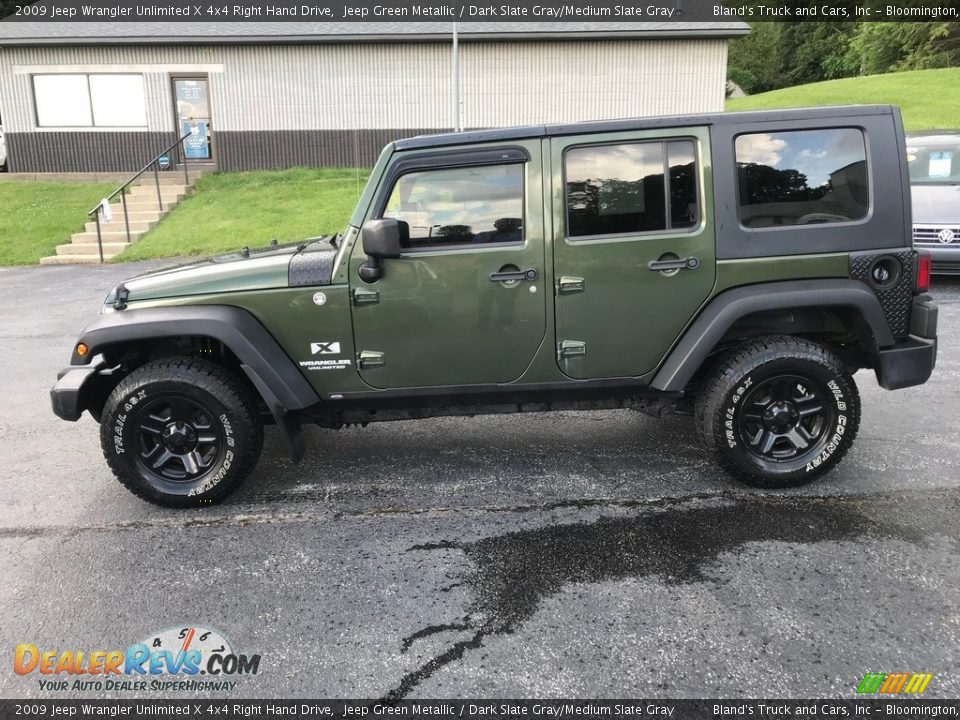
[550,128,716,379]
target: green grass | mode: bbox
[117,167,369,261]
[0,181,115,265]
[727,68,960,131]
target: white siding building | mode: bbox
[0,22,747,172]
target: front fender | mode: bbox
[69,305,319,411]
[58,306,320,461]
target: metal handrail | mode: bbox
[87,131,193,263]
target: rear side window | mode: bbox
[735,128,869,229]
[565,140,699,239]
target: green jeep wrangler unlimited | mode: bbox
[52,105,938,507]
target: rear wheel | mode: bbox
[695,336,860,487]
[100,357,263,507]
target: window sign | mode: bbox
[181,120,210,160]
[928,151,953,179]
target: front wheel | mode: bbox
[100,357,264,507]
[695,337,860,488]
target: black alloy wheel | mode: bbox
[736,374,834,464]
[133,395,224,482]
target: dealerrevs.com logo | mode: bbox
[14,626,261,692]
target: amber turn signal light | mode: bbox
[75,343,89,357]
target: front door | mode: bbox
[551,128,716,379]
[172,77,212,161]
[349,142,547,389]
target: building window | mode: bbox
[565,140,699,239]
[382,164,524,250]
[33,74,147,128]
[735,128,869,229]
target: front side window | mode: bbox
[382,163,524,250]
[735,128,869,228]
[565,140,698,239]
[33,74,147,128]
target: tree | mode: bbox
[728,23,787,94]
[847,23,960,75]
[780,21,860,85]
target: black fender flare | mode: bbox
[650,279,894,393]
[70,305,320,461]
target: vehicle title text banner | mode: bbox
[3,700,960,719]
[3,0,959,23]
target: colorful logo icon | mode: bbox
[856,672,933,695]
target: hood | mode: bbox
[911,184,960,225]
[108,237,338,306]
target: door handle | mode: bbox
[647,257,700,272]
[490,268,538,283]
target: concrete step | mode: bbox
[40,254,122,265]
[43,168,203,265]
[84,219,157,234]
[110,198,183,211]
[97,207,164,219]
[127,186,186,197]
[56,242,129,256]
[135,175,198,186]
[70,230,146,244]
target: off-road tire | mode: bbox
[100,357,263,507]
[694,336,860,488]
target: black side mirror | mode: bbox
[359,219,407,283]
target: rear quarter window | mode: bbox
[735,128,870,229]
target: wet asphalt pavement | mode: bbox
[0,263,958,700]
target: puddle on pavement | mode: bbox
[385,492,957,699]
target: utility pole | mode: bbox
[452,22,462,132]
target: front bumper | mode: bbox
[50,363,103,421]
[874,295,938,390]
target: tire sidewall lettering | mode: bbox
[723,375,754,448]
[805,378,849,473]
[113,386,239,497]
[112,389,148,455]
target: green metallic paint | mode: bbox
[347,139,550,389]
[121,286,372,396]
[550,127,717,380]
[714,253,850,293]
[118,250,295,303]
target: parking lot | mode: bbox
[1,262,958,699]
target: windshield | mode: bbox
[906,138,960,184]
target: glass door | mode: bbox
[173,77,212,161]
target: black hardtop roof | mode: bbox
[393,105,899,151]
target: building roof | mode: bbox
[0,20,749,46]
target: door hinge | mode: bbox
[353,288,380,306]
[557,340,586,359]
[557,276,585,295]
[358,350,385,369]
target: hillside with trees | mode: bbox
[729,22,960,95]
